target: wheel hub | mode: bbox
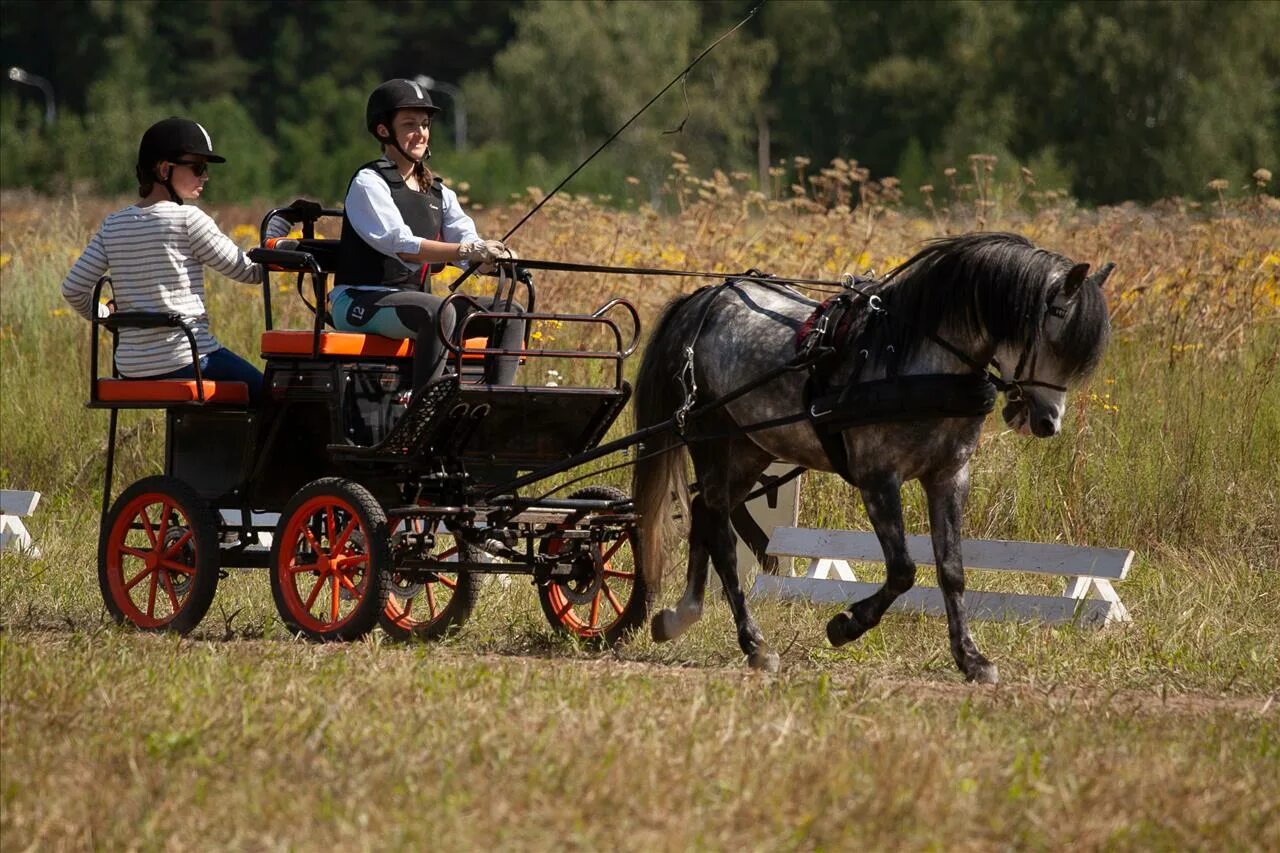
[557,548,603,605]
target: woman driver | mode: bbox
[333,78,525,393]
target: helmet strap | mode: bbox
[378,124,432,191]
[156,163,183,205]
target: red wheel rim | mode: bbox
[544,531,637,638]
[384,534,462,631]
[277,495,374,633]
[104,492,200,629]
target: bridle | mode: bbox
[922,285,1071,402]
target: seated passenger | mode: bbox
[61,117,310,405]
[333,78,525,392]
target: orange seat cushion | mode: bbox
[95,379,250,405]
[261,330,490,361]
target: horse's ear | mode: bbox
[1085,262,1116,290]
[1063,263,1090,299]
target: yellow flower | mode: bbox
[0,253,11,268]
[231,224,258,244]
[433,266,462,286]
[50,307,69,317]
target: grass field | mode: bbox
[2,166,1279,850]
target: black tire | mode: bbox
[537,486,649,646]
[380,519,480,641]
[269,477,390,641]
[98,475,219,634]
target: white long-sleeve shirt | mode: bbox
[61,202,289,377]
[340,169,481,286]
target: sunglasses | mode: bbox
[171,160,209,177]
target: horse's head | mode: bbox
[996,261,1113,437]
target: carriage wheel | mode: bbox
[380,518,479,641]
[98,476,219,634]
[270,478,390,642]
[537,486,648,646]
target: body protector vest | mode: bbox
[335,158,445,289]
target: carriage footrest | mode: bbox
[328,375,461,460]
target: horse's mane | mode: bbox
[875,232,1109,377]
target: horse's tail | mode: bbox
[632,291,701,597]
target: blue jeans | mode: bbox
[150,347,264,404]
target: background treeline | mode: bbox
[1,0,1276,206]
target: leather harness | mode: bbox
[796,286,998,484]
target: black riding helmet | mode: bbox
[136,117,225,205]
[366,79,441,164]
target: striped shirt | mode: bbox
[61,202,289,377]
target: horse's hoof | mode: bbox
[747,650,780,673]
[651,609,679,643]
[826,611,860,647]
[965,660,999,685]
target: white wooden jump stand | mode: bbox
[0,490,42,558]
[751,526,1133,626]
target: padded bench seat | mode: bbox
[261,330,491,361]
[94,379,250,406]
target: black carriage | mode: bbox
[90,205,648,644]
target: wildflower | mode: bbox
[625,176,641,186]
[1251,168,1271,187]
[0,253,10,268]
[50,307,69,317]
[1206,179,1229,191]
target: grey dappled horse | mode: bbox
[633,233,1113,682]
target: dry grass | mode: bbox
[1,163,1279,850]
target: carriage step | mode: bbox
[328,375,463,460]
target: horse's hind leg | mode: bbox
[650,523,711,643]
[827,476,917,646]
[924,467,998,684]
[702,495,779,672]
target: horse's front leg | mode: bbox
[827,476,915,646]
[923,466,998,684]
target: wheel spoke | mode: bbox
[120,545,151,561]
[425,583,438,619]
[335,572,359,594]
[401,597,414,619]
[124,564,154,591]
[602,568,634,579]
[600,537,627,565]
[138,509,158,548]
[325,506,337,545]
[155,500,173,548]
[602,582,625,616]
[159,558,195,575]
[287,560,321,575]
[435,573,457,590]
[588,591,601,628]
[336,553,368,570]
[302,525,323,554]
[329,575,340,622]
[160,571,181,612]
[161,528,193,557]
[146,569,159,618]
[332,517,359,554]
[304,573,326,611]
